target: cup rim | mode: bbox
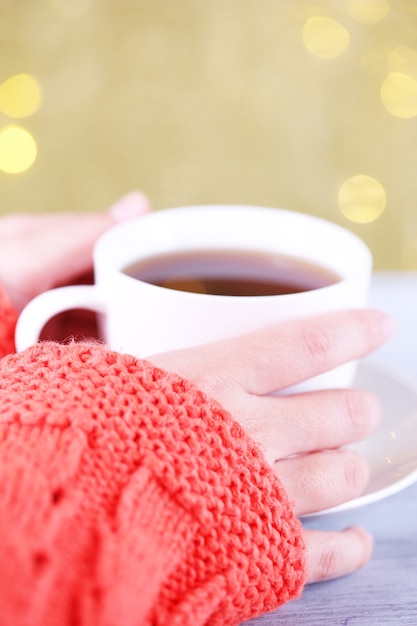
[94,204,372,300]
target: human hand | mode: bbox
[149,308,395,583]
[0,191,151,313]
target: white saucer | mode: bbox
[304,362,417,517]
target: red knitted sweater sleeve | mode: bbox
[0,291,306,626]
[0,288,17,358]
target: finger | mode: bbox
[40,191,152,287]
[274,448,370,515]
[236,387,381,462]
[0,192,151,310]
[0,213,43,238]
[107,190,151,221]
[0,191,148,239]
[304,526,373,583]
[215,309,395,395]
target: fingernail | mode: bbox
[108,191,152,222]
[380,313,397,338]
[345,525,373,544]
[345,525,374,567]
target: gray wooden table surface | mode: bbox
[244,272,417,626]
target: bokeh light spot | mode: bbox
[302,17,350,59]
[0,126,37,174]
[346,0,390,24]
[338,175,386,223]
[388,47,417,80]
[381,72,417,118]
[0,74,43,118]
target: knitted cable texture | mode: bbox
[0,296,305,625]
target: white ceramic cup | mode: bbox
[15,205,372,392]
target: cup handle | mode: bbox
[15,285,107,352]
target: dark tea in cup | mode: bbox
[123,249,340,296]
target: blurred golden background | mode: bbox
[1,0,416,269]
